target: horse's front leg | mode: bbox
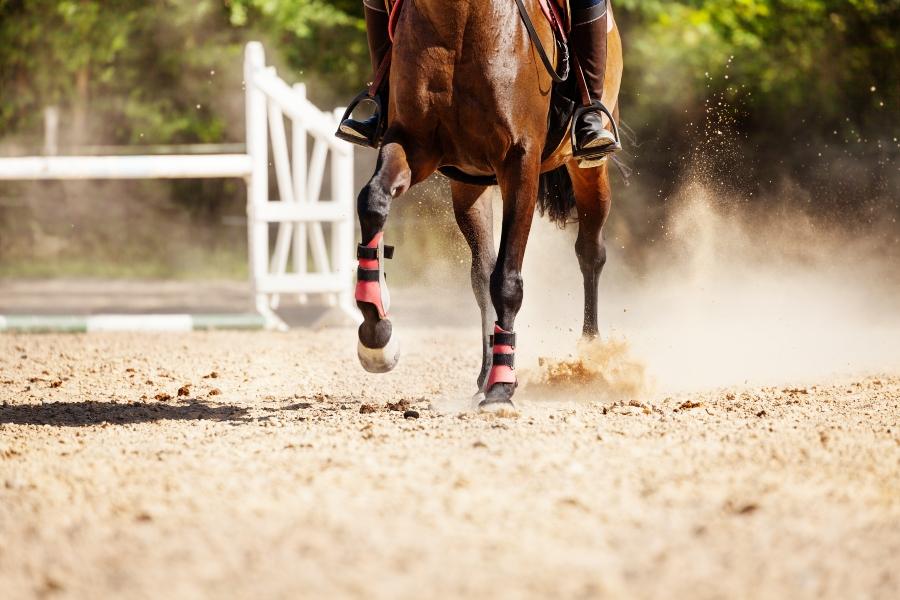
[355,140,419,372]
[451,181,497,392]
[481,148,541,409]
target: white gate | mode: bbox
[244,42,357,330]
[0,42,358,332]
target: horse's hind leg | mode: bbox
[356,137,435,372]
[567,160,613,339]
[451,181,497,392]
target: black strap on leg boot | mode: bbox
[356,241,395,284]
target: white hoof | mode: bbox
[357,336,401,373]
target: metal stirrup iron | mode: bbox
[335,49,393,148]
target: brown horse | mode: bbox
[354,0,623,409]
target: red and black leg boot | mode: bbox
[336,2,392,148]
[356,232,400,372]
[480,324,518,410]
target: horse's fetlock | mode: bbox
[490,269,524,325]
[491,269,522,297]
[576,237,607,273]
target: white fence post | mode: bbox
[43,106,59,156]
[332,108,357,320]
[243,42,359,327]
[244,42,285,330]
[292,83,309,304]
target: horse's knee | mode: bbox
[358,142,412,241]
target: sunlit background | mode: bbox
[0,0,895,282]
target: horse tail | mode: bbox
[537,165,576,228]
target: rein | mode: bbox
[513,0,569,83]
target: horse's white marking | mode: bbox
[358,336,401,373]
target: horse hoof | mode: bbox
[478,383,518,415]
[357,336,400,373]
[478,397,518,416]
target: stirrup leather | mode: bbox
[570,100,621,161]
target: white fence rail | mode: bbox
[0,154,253,180]
[0,41,358,331]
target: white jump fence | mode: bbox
[0,42,358,332]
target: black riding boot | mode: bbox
[337,3,391,148]
[570,1,621,165]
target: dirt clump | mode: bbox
[386,399,410,412]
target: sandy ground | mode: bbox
[1,329,898,600]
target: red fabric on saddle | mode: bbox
[487,324,517,390]
[355,232,389,319]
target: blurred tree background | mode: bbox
[0,0,896,278]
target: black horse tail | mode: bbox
[537,165,576,228]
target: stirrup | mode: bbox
[571,100,621,166]
[335,90,386,149]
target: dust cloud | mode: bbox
[516,181,900,397]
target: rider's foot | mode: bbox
[570,0,621,166]
[338,111,382,148]
[574,109,621,158]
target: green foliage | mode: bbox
[227,0,361,33]
[2,0,894,148]
[0,0,896,278]
[615,0,899,132]
[0,1,247,146]
[0,0,367,146]
[225,0,367,104]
